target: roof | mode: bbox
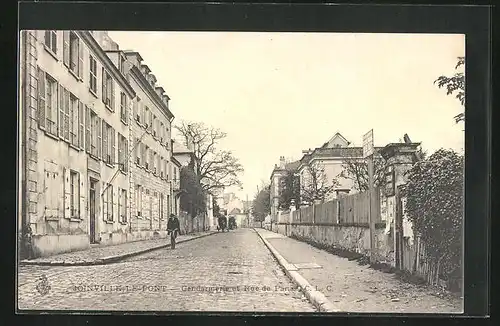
[171,156,182,167]
[321,132,350,148]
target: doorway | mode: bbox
[89,178,98,243]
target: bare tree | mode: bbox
[340,156,386,192]
[300,163,339,204]
[175,121,244,195]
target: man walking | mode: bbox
[167,213,180,249]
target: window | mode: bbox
[159,156,163,178]
[144,106,150,128]
[135,184,142,217]
[152,115,157,137]
[102,68,115,110]
[160,122,164,143]
[37,69,58,136]
[119,188,127,223]
[103,184,113,222]
[149,149,154,172]
[159,193,164,220]
[143,145,149,169]
[120,92,128,123]
[89,55,97,94]
[134,97,141,123]
[44,30,57,54]
[70,170,80,218]
[153,152,157,174]
[87,109,101,158]
[119,55,126,74]
[102,122,115,165]
[135,139,141,165]
[118,134,128,172]
[69,32,79,73]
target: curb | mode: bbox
[253,228,340,313]
[20,231,218,267]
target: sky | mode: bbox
[108,31,465,200]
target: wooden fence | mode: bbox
[338,189,381,224]
[275,187,382,226]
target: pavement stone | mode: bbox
[17,228,316,312]
[255,228,463,314]
[20,231,215,266]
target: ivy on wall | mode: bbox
[403,149,464,286]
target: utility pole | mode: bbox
[363,129,376,264]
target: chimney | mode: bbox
[123,51,143,69]
[155,86,165,98]
[279,156,285,169]
[148,73,157,88]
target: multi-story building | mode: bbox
[18,30,136,258]
[93,32,177,240]
[269,132,384,222]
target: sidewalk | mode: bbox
[20,231,217,266]
[254,228,463,314]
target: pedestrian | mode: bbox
[167,213,180,249]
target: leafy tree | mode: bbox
[300,163,339,204]
[175,121,244,195]
[434,56,465,123]
[278,170,301,209]
[252,185,271,222]
[179,165,206,218]
[402,149,463,287]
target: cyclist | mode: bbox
[167,213,180,249]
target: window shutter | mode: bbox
[124,138,128,172]
[111,128,116,165]
[78,37,84,79]
[124,95,128,123]
[102,68,107,105]
[63,31,70,67]
[102,121,108,163]
[103,183,108,221]
[64,89,70,141]
[85,106,91,153]
[79,173,85,219]
[63,167,71,219]
[78,101,84,149]
[118,188,122,223]
[111,82,115,111]
[58,85,65,138]
[148,110,152,131]
[97,117,102,159]
[37,68,46,129]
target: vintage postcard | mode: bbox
[17,30,466,313]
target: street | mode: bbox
[17,228,315,312]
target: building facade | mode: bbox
[94,31,178,240]
[19,30,136,258]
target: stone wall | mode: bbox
[279,223,393,264]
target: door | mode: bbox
[89,179,97,243]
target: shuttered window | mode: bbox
[120,92,127,123]
[44,30,57,54]
[69,95,78,146]
[85,106,91,153]
[89,55,97,94]
[37,68,46,130]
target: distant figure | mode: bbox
[167,213,180,249]
[217,214,228,232]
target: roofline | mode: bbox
[171,156,182,167]
[78,31,136,98]
[129,65,174,120]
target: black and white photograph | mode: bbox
[17,28,468,313]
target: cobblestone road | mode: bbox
[17,228,315,312]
